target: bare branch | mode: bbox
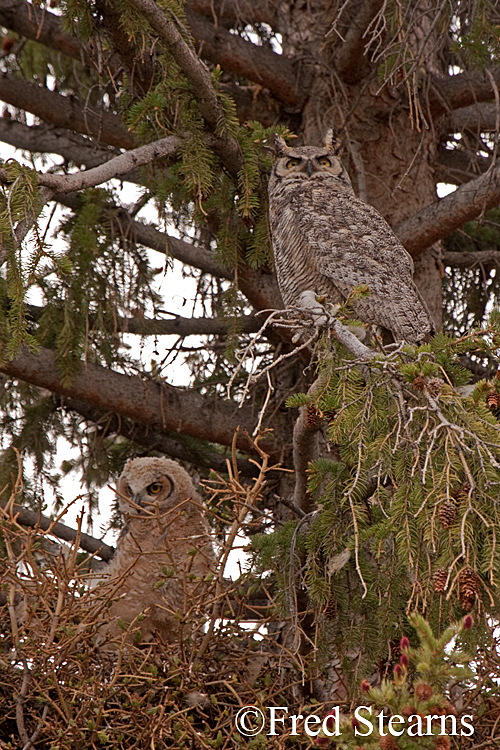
[0,72,134,150]
[428,67,500,119]
[0,498,115,561]
[34,136,180,193]
[292,405,321,513]
[0,346,282,455]
[395,164,500,256]
[185,8,305,107]
[435,146,490,186]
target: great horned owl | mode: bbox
[268,133,434,344]
[97,457,214,647]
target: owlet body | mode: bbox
[268,135,434,343]
[97,457,214,647]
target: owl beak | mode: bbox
[306,160,313,177]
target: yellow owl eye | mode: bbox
[147,482,162,495]
[317,156,331,167]
[285,158,301,169]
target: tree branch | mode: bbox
[0,73,134,150]
[188,0,279,29]
[0,118,127,171]
[0,0,84,62]
[0,498,115,561]
[435,146,490,186]
[33,136,180,193]
[0,346,281,455]
[443,249,500,268]
[395,164,500,256]
[185,8,305,107]
[58,396,258,476]
[428,67,500,119]
[444,101,500,134]
[332,0,384,84]
[126,0,242,175]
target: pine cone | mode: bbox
[323,409,336,423]
[415,682,433,701]
[433,569,448,594]
[426,377,445,397]
[451,482,470,504]
[412,375,426,391]
[438,500,457,529]
[323,598,337,620]
[305,404,321,428]
[486,391,500,410]
[379,736,399,750]
[458,566,481,609]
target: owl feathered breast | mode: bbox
[268,138,434,344]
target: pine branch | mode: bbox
[395,163,500,255]
[0,346,282,455]
[0,73,134,150]
[126,0,242,175]
[428,66,500,118]
[0,498,115,561]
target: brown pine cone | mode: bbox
[486,391,500,410]
[415,682,433,700]
[434,737,451,750]
[426,377,445,397]
[433,569,448,594]
[323,598,337,620]
[412,375,426,391]
[458,566,482,596]
[305,404,321,428]
[451,482,470,504]
[438,500,457,529]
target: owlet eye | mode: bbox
[285,158,301,169]
[147,481,163,495]
[317,156,331,167]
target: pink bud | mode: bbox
[400,636,410,650]
[463,615,474,630]
[351,717,360,730]
[360,679,371,693]
[324,711,337,730]
[400,653,409,667]
[394,663,402,678]
[315,737,329,746]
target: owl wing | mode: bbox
[291,189,433,342]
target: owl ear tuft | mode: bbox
[269,134,291,157]
[325,128,341,155]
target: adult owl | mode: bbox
[97,457,214,647]
[268,133,434,344]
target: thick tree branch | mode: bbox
[443,249,500,268]
[0,346,281,455]
[185,9,305,107]
[59,396,258,476]
[428,67,500,119]
[0,498,115,561]
[395,164,500,256]
[189,0,279,29]
[0,73,134,150]
[444,101,500,134]
[292,406,321,514]
[332,0,384,84]
[0,0,84,62]
[0,119,125,171]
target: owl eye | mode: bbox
[285,158,301,169]
[317,156,331,167]
[147,481,163,495]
